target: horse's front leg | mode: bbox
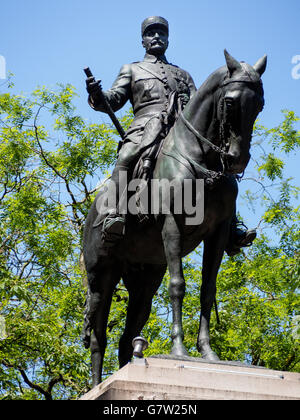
[197,221,230,361]
[162,214,189,357]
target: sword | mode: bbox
[84,67,126,148]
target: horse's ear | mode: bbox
[253,54,267,76]
[224,49,242,75]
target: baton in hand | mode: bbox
[84,67,126,141]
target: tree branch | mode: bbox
[32,105,82,227]
[2,360,53,400]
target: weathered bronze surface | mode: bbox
[83,16,267,386]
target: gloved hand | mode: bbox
[86,76,102,103]
[178,92,190,107]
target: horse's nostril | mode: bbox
[226,152,238,166]
[226,152,249,174]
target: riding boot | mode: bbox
[93,165,129,247]
[225,215,257,257]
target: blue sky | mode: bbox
[1,0,299,234]
[1,0,299,124]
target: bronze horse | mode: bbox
[82,50,267,386]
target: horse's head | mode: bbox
[219,50,267,174]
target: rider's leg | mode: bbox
[99,165,129,246]
[225,205,257,256]
[94,141,139,246]
[95,116,166,245]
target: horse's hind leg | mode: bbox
[87,264,120,387]
[118,263,166,368]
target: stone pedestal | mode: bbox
[80,356,300,400]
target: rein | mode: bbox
[170,116,226,185]
[175,78,263,183]
[177,89,230,182]
[180,112,229,157]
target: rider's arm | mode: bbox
[88,64,132,113]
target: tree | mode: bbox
[0,81,299,400]
[0,82,130,399]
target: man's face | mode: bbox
[142,25,169,56]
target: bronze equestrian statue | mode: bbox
[86,16,255,255]
[83,16,267,386]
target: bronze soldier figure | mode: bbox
[86,16,256,254]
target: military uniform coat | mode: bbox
[89,53,197,145]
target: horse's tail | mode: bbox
[82,285,92,349]
[80,251,91,349]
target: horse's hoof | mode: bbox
[198,339,220,361]
[171,344,189,358]
[201,350,220,362]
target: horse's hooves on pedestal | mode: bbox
[171,344,189,358]
[201,350,220,362]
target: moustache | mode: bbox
[151,40,165,46]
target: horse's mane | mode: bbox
[189,61,263,108]
[195,66,227,100]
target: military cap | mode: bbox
[141,16,169,36]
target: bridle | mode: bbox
[178,78,264,182]
[180,112,229,158]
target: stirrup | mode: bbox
[226,217,257,256]
[235,228,257,248]
[101,215,125,247]
[226,229,257,257]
